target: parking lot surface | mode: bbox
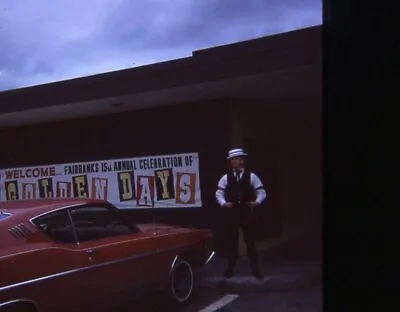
[112,233,322,312]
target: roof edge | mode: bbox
[0,25,322,95]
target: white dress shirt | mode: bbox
[215,169,267,206]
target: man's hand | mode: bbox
[247,201,260,208]
[223,202,235,208]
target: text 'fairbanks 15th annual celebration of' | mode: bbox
[0,152,202,209]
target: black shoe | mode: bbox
[223,269,234,278]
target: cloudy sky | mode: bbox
[0,0,321,91]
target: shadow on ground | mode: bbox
[199,231,322,295]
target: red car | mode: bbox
[0,199,215,312]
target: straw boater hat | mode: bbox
[227,148,247,159]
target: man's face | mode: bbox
[230,156,245,169]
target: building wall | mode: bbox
[0,93,322,255]
[278,111,322,239]
[0,99,232,234]
[230,95,322,252]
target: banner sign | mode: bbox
[0,153,202,209]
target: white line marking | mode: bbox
[197,294,239,312]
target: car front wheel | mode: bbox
[168,259,195,306]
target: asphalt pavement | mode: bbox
[115,232,322,312]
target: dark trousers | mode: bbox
[226,204,259,273]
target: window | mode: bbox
[0,211,12,220]
[69,205,132,242]
[32,210,76,244]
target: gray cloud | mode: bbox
[0,0,321,91]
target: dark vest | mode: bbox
[225,169,256,204]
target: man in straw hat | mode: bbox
[215,148,267,279]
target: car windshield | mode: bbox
[0,211,12,220]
